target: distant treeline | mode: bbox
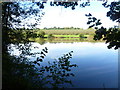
[13,27,96,31]
[43,27,84,30]
[14,27,84,30]
[10,27,96,39]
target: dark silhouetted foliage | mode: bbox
[94,27,120,49]
[85,1,120,49]
[37,30,45,38]
[34,51,77,88]
[50,1,90,10]
[2,2,78,89]
[2,1,120,89]
[102,1,120,23]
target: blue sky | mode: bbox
[37,1,118,29]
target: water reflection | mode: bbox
[8,42,78,88]
[30,37,103,45]
[9,41,118,88]
[37,51,78,88]
[35,38,46,45]
[29,42,118,88]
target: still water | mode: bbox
[11,42,118,88]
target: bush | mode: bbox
[37,31,45,38]
[79,34,84,38]
[48,34,54,38]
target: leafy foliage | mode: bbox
[2,1,78,89]
[37,30,45,38]
[79,34,85,38]
[2,1,120,89]
[33,51,78,88]
[3,34,78,88]
[2,2,45,29]
[94,27,120,49]
[85,13,102,28]
[85,1,120,49]
[51,1,120,49]
[50,1,90,10]
[102,1,120,23]
[3,43,43,89]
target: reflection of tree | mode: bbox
[36,38,46,45]
[48,37,54,43]
[79,37,85,41]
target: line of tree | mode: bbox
[43,27,84,30]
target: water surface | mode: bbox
[10,42,118,88]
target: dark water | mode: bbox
[10,42,118,88]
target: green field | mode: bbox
[44,35,89,38]
[41,28,95,35]
[11,28,98,42]
[12,28,104,43]
[35,28,96,38]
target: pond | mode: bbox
[10,41,118,88]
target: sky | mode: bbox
[36,0,118,29]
